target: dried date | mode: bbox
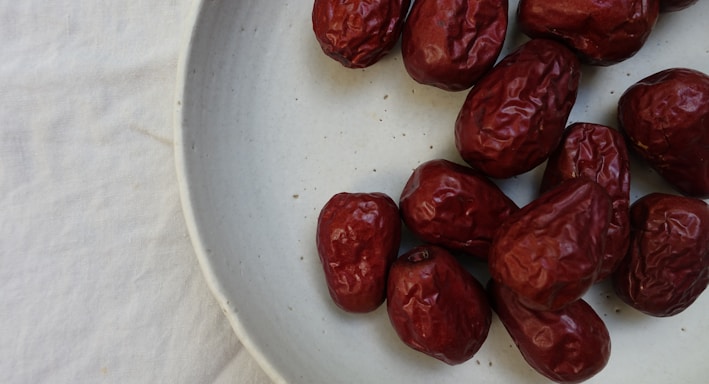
[455,38,580,179]
[660,0,698,12]
[517,0,659,65]
[488,280,611,384]
[541,123,631,281]
[399,159,518,260]
[312,0,411,68]
[401,0,508,91]
[612,193,709,317]
[618,68,709,198]
[489,179,611,311]
[387,245,491,365]
[316,192,401,312]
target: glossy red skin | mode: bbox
[541,123,631,281]
[618,68,709,198]
[612,193,709,317]
[401,0,508,91]
[455,39,581,179]
[660,0,698,12]
[399,159,519,260]
[488,280,611,384]
[312,0,411,68]
[316,192,401,313]
[387,245,491,365]
[517,0,659,66]
[489,179,611,311]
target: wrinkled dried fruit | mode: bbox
[517,0,659,65]
[312,0,411,68]
[488,280,611,384]
[401,0,508,91]
[541,123,631,281]
[399,159,519,260]
[660,0,698,12]
[455,38,581,179]
[387,245,491,365]
[489,178,611,311]
[316,192,401,312]
[612,193,709,317]
[618,68,709,198]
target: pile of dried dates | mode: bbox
[312,0,708,382]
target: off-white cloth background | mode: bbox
[1,1,271,383]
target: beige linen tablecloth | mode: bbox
[0,1,270,382]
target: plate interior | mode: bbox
[175,1,709,383]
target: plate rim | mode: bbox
[172,1,284,382]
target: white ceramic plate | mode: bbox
[175,1,709,383]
